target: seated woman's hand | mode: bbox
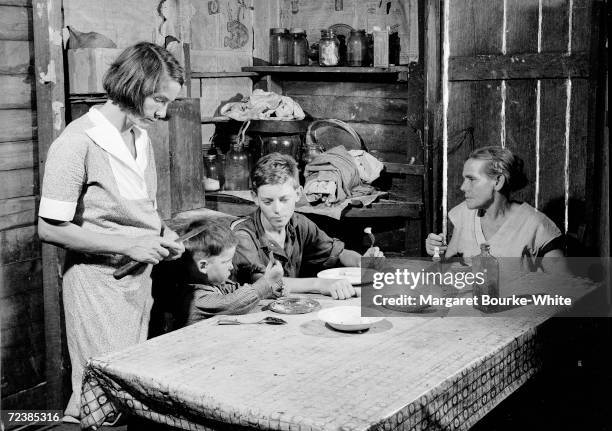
[162,229,185,260]
[363,247,384,258]
[320,278,356,300]
[124,236,182,264]
[425,233,447,256]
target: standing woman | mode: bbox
[38,42,185,419]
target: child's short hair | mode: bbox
[103,42,184,116]
[183,219,238,259]
[251,153,299,192]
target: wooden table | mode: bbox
[80,272,599,431]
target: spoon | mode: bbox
[217,317,288,325]
[364,227,375,248]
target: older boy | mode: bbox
[232,153,383,300]
[181,219,284,325]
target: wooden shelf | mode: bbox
[192,71,260,79]
[204,193,421,219]
[201,116,231,123]
[242,65,410,74]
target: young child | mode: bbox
[181,219,284,325]
[232,153,383,300]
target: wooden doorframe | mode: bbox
[32,0,68,410]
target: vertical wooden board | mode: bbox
[541,0,570,52]
[199,77,252,118]
[0,196,37,231]
[570,0,593,52]
[0,109,36,143]
[505,80,537,206]
[447,81,502,208]
[567,79,589,236]
[0,5,32,41]
[148,120,171,220]
[537,79,567,228]
[0,140,36,171]
[505,0,540,54]
[0,259,41,299]
[252,0,281,63]
[0,225,40,264]
[168,99,204,214]
[0,168,37,200]
[0,74,35,109]
[449,0,504,56]
[0,40,33,74]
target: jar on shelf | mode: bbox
[318,29,340,66]
[347,29,367,66]
[269,28,290,66]
[224,142,250,191]
[203,154,220,192]
[289,28,309,66]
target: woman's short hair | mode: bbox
[183,219,238,260]
[103,42,184,116]
[468,146,529,195]
[251,153,300,192]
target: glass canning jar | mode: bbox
[347,29,367,66]
[269,28,290,65]
[289,28,309,66]
[318,29,339,66]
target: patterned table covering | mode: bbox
[80,273,599,431]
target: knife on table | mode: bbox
[112,225,208,280]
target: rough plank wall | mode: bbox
[0,0,46,409]
[443,0,598,253]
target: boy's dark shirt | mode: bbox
[185,279,273,325]
[231,208,345,283]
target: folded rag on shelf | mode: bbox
[220,89,306,121]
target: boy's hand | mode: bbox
[264,260,284,283]
[425,233,447,256]
[320,279,356,300]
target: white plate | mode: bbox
[317,267,362,285]
[318,306,384,332]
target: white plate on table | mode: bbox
[317,267,362,285]
[318,306,384,332]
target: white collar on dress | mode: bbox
[85,106,149,179]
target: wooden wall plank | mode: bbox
[571,0,593,52]
[447,81,502,208]
[567,78,589,236]
[0,140,36,170]
[0,196,36,231]
[148,119,171,220]
[0,74,34,109]
[0,0,32,6]
[537,79,567,228]
[0,109,36,142]
[449,52,590,81]
[0,168,37,200]
[449,0,504,56]
[292,95,408,124]
[347,123,421,160]
[0,258,42,298]
[506,0,540,54]
[0,225,40,264]
[505,80,538,206]
[0,40,33,74]
[168,98,204,214]
[0,4,32,41]
[542,0,570,52]
[252,0,281,63]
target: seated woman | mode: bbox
[426,146,565,274]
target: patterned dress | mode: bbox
[39,107,162,417]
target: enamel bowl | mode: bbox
[318,306,384,332]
